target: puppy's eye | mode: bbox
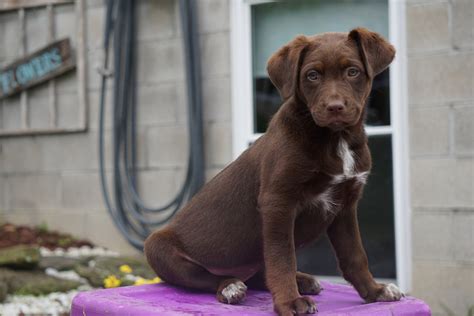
[306,70,320,81]
[347,67,360,77]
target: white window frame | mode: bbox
[230,0,411,292]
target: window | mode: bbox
[231,0,411,289]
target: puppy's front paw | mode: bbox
[297,273,322,295]
[217,280,247,304]
[375,283,404,302]
[275,296,317,316]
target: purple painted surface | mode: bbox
[71,281,431,316]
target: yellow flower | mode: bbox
[134,277,147,286]
[134,276,162,286]
[104,275,122,288]
[119,264,133,274]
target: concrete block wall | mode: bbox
[0,0,232,255]
[407,0,474,315]
[0,1,473,314]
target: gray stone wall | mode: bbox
[407,0,473,315]
[0,0,473,314]
[0,0,232,255]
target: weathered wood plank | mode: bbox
[18,8,29,128]
[0,126,85,137]
[76,0,87,129]
[47,3,57,127]
[0,38,76,99]
[0,0,73,12]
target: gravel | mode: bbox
[40,246,119,258]
[0,285,91,316]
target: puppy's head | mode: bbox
[267,28,395,131]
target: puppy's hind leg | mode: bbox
[296,271,322,295]
[144,229,247,304]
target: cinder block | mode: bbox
[453,105,474,155]
[204,122,232,167]
[407,2,450,53]
[196,0,229,34]
[409,106,449,156]
[40,133,98,171]
[200,32,230,79]
[5,173,61,210]
[411,158,474,208]
[40,127,146,172]
[412,260,474,316]
[1,137,43,173]
[137,0,177,41]
[147,125,189,167]
[136,84,178,126]
[408,52,474,104]
[412,210,474,262]
[135,168,183,209]
[202,76,231,123]
[174,79,188,124]
[26,7,48,54]
[451,211,474,262]
[61,171,105,211]
[34,210,86,239]
[452,0,474,49]
[137,39,184,84]
[412,211,451,261]
[84,211,139,255]
[0,209,38,226]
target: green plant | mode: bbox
[36,222,49,234]
[57,237,73,247]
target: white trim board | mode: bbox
[230,0,411,292]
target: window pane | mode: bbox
[296,135,396,279]
[251,0,391,133]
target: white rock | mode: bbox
[53,248,65,256]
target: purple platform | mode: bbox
[71,281,430,316]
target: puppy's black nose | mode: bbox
[326,102,345,114]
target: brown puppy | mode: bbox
[144,28,403,315]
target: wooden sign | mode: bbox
[0,38,76,99]
[0,0,73,12]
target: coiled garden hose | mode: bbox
[98,0,205,250]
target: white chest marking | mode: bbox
[311,139,368,216]
[337,139,355,175]
[333,138,368,184]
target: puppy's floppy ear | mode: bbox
[267,35,309,100]
[349,27,395,78]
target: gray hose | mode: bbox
[98,0,205,250]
